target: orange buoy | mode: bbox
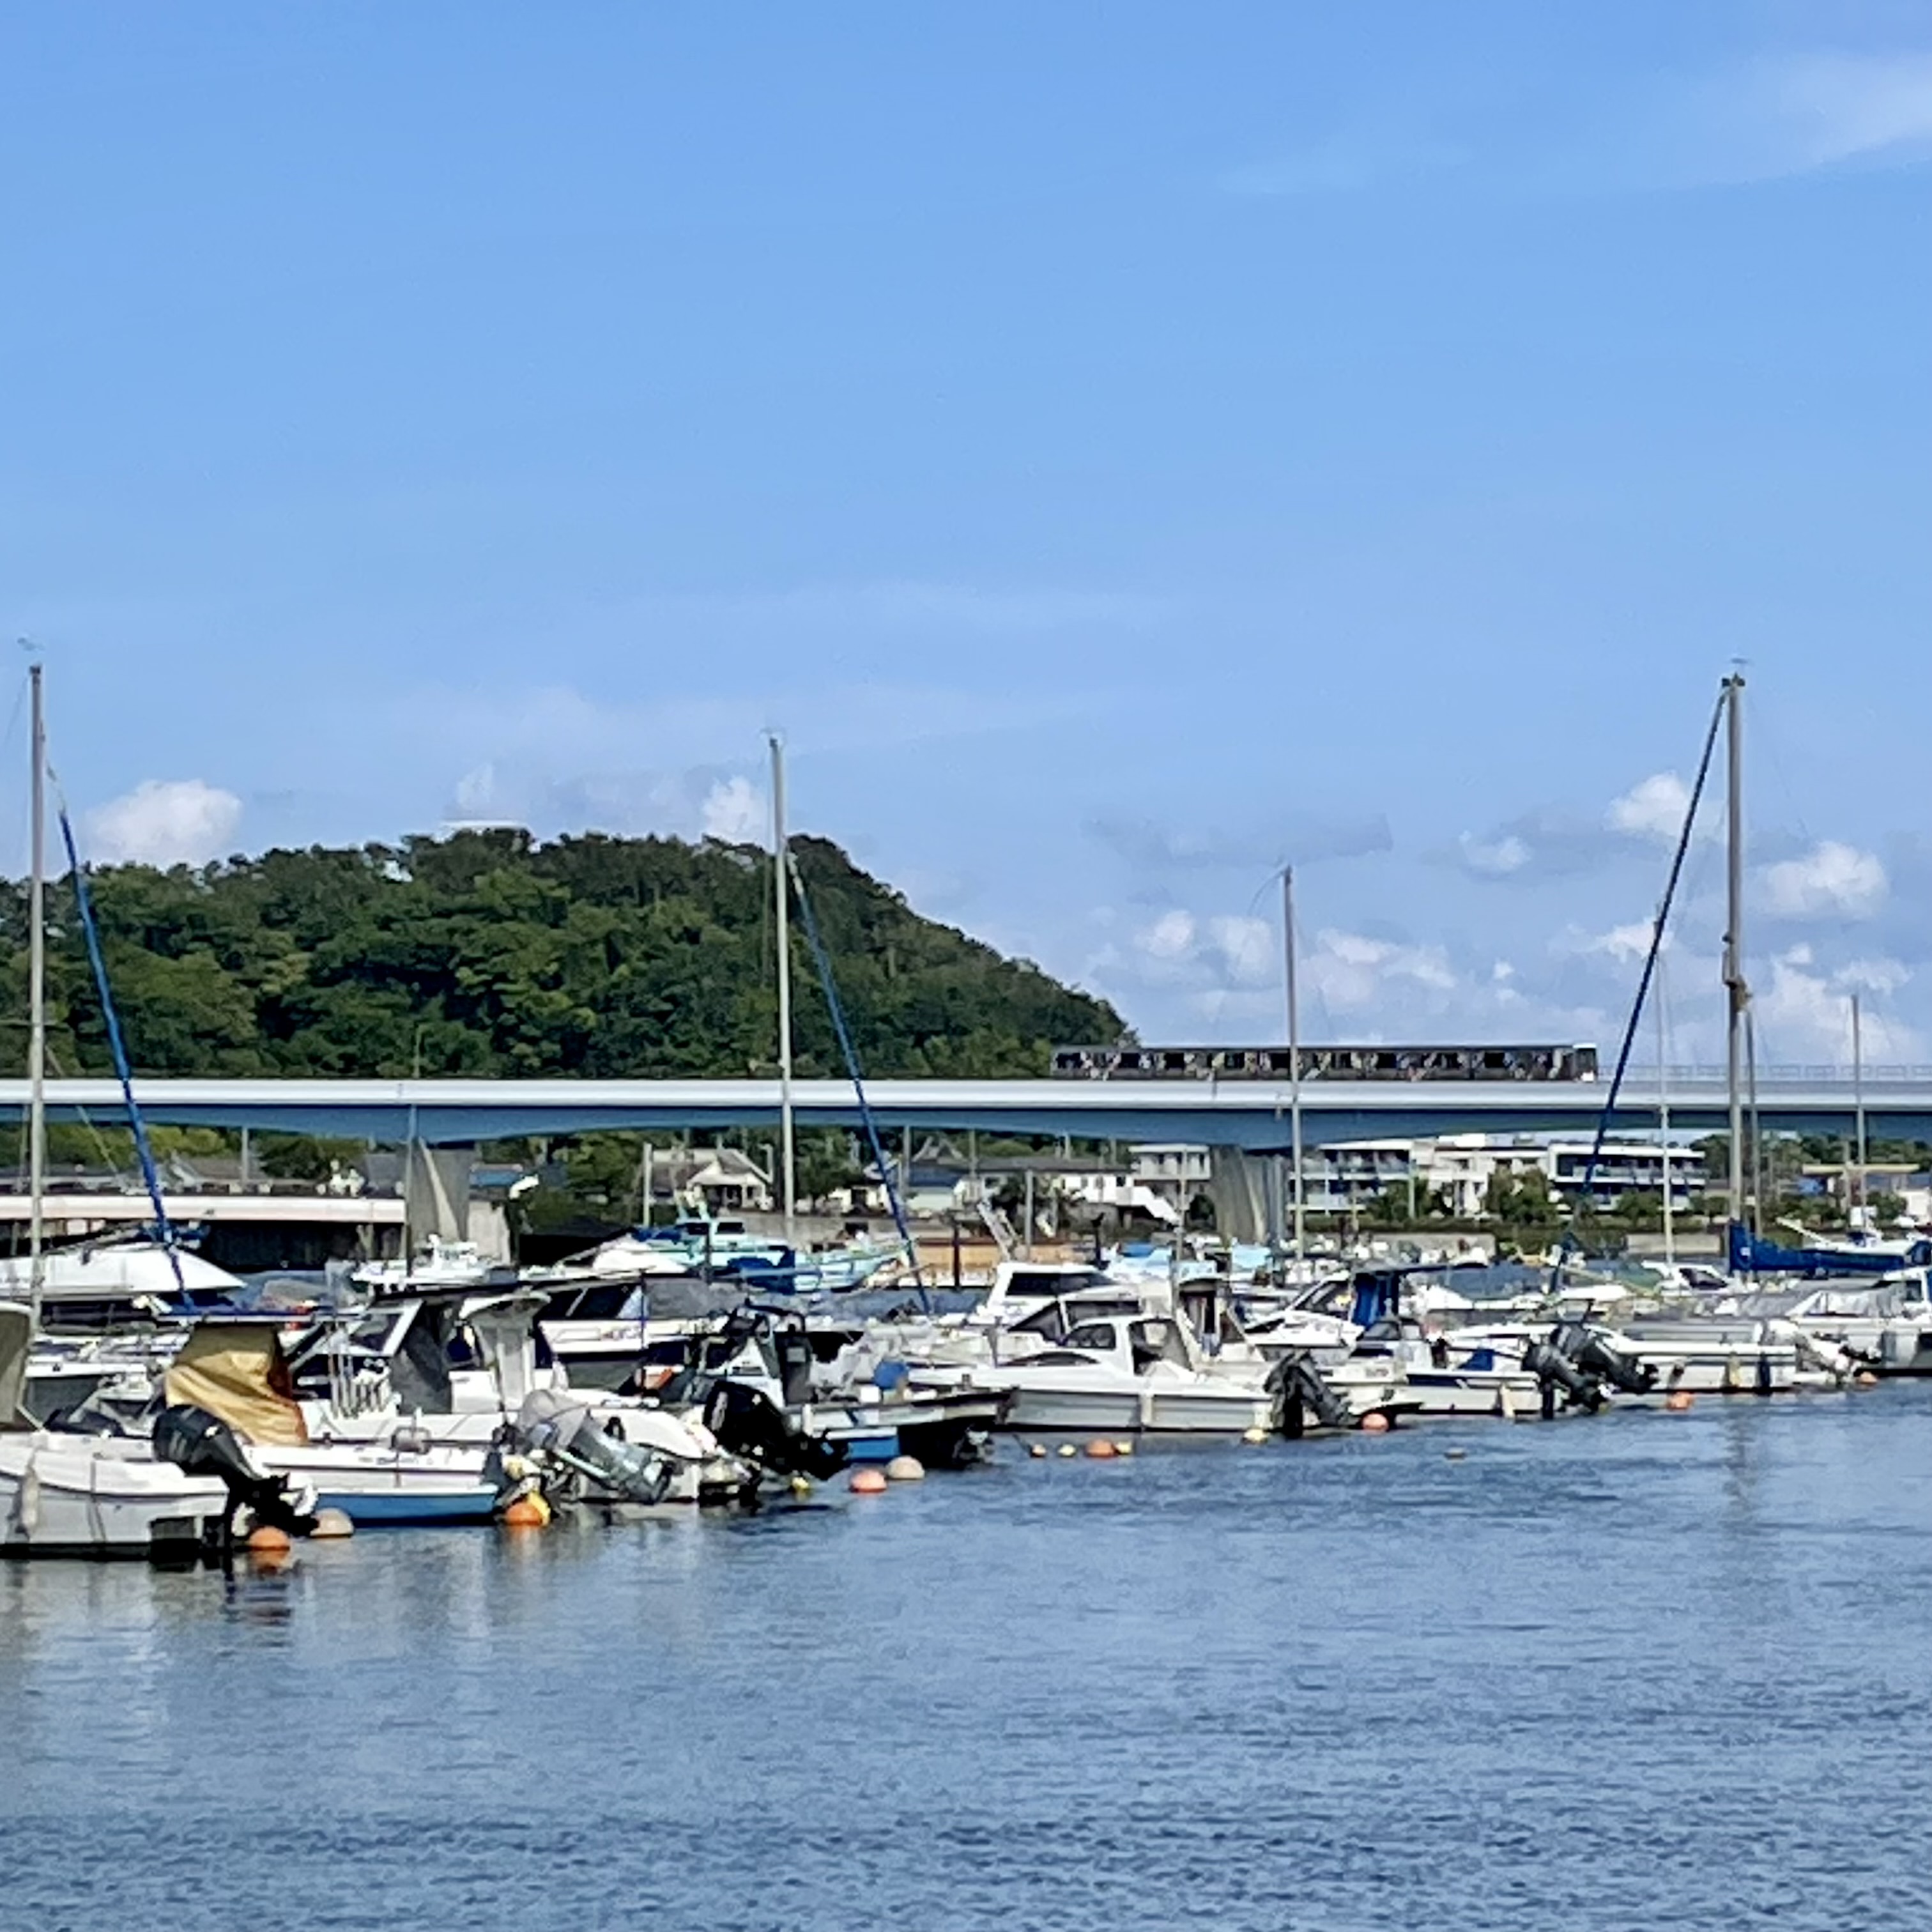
[1360,1412,1392,1434]
[1664,1390,1695,1412]
[1085,1438,1117,1459]
[501,1494,550,1527]
[850,1468,889,1493]
[1856,1370,1880,1386]
[245,1524,292,1555]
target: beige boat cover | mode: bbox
[0,1300,27,1428]
[164,1323,309,1446]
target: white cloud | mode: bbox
[1129,910,1276,990]
[1760,839,1887,919]
[1758,51,1932,174]
[1607,771,1699,845]
[85,779,241,868]
[1206,915,1275,986]
[1304,928,1457,1012]
[701,776,764,845]
[1457,830,1531,877]
[1753,946,1921,1062]
[1558,918,1660,964]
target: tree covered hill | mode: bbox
[3,828,1125,1082]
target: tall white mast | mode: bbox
[1722,674,1747,1230]
[769,734,796,1245]
[1657,949,1674,1270]
[26,661,45,1332]
[1284,866,1305,1266]
[1851,990,1866,1225]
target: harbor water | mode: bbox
[8,1389,1932,1931]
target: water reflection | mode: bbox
[4,1392,1932,1929]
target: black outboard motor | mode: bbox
[153,1405,318,1542]
[1266,1353,1356,1436]
[1522,1334,1606,1414]
[1559,1322,1656,1396]
[702,1381,849,1480]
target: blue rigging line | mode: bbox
[1549,684,1729,1300]
[785,851,930,1312]
[57,808,187,1300]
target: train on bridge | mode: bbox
[1048,1043,1600,1083]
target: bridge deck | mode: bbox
[3,1077,1928,1147]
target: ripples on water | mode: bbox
[7,1389,1932,1931]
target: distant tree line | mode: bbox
[0,827,1127,1084]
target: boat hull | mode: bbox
[0,1436,229,1560]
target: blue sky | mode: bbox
[3,4,1929,1065]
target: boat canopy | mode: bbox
[164,1322,309,1447]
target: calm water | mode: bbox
[7,1390,1932,1931]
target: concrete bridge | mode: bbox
[8,1073,1930,1147]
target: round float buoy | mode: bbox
[245,1524,292,1556]
[1360,1412,1392,1434]
[885,1454,926,1482]
[850,1468,889,1494]
[1084,1439,1116,1459]
[1056,1443,1078,1458]
[501,1494,550,1527]
[1664,1390,1695,1412]
[1112,1439,1135,1457]
[1857,1370,1880,1386]
[1027,1443,1047,1459]
[788,1475,815,1498]
[1445,1448,1467,1462]
[309,1508,355,1540]
[1241,1425,1269,1445]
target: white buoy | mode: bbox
[885,1454,926,1482]
[309,1507,355,1540]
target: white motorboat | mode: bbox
[1,1301,315,1558]
[265,1293,742,1514]
[1608,1316,1800,1394]
[928,1308,1280,1432]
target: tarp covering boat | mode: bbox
[1728,1222,1932,1278]
[0,1300,28,1427]
[163,1322,309,1446]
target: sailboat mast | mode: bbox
[26,661,45,1331]
[1851,990,1866,1223]
[1657,949,1674,1269]
[1283,866,1305,1266]
[1722,673,1747,1229]
[769,734,796,1246]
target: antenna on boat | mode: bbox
[769,733,796,1248]
[25,656,45,1335]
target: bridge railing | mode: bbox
[1629,1065,1932,1084]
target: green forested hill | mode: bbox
[3,829,1124,1081]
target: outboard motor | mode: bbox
[513,1392,675,1505]
[1266,1353,1356,1436]
[1559,1322,1656,1396]
[152,1404,318,1541]
[1522,1333,1606,1414]
[702,1380,848,1480]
